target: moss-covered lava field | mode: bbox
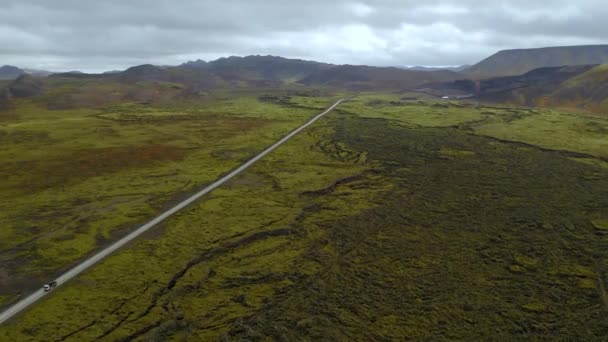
[1,91,607,340]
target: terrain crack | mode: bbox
[119,227,294,330]
[300,170,380,197]
[472,133,608,162]
[57,281,153,341]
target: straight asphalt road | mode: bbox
[0,98,344,325]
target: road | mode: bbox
[0,98,344,325]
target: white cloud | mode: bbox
[348,3,376,17]
[0,0,606,71]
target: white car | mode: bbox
[43,281,57,292]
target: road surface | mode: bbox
[0,98,344,325]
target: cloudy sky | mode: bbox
[0,0,606,72]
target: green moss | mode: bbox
[336,94,485,128]
[439,147,475,157]
[509,265,525,273]
[522,302,547,313]
[592,219,608,231]
[474,109,608,158]
[1,92,607,341]
[214,116,608,340]
[578,278,596,289]
[514,254,539,268]
[552,265,595,278]
[0,93,339,301]
[570,158,608,170]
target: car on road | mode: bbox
[43,281,57,292]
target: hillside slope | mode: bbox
[550,64,608,113]
[428,64,608,115]
[42,55,461,92]
[479,64,608,114]
[0,66,24,80]
[182,55,333,84]
[299,65,461,90]
[468,45,608,77]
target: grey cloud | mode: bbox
[0,0,605,72]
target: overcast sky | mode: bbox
[0,0,606,72]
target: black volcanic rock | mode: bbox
[0,87,12,110]
[8,74,44,97]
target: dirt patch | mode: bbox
[11,144,187,192]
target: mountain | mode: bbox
[12,55,465,98]
[427,64,608,115]
[0,65,54,79]
[114,56,460,90]
[468,45,608,77]
[119,64,171,82]
[180,59,208,69]
[181,55,333,83]
[0,65,25,80]
[299,64,461,90]
[474,65,596,104]
[541,64,608,113]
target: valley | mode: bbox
[3,0,608,340]
[0,18,608,338]
[0,87,606,340]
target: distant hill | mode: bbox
[0,65,25,80]
[468,45,608,77]
[131,56,460,90]
[542,64,608,113]
[299,65,461,90]
[427,64,608,115]
[0,65,54,80]
[179,59,208,69]
[474,65,596,104]
[181,55,333,83]
[7,74,44,97]
[119,64,171,82]
[39,56,464,91]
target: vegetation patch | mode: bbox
[0,93,334,305]
[1,92,607,340]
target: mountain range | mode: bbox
[3,44,608,83]
[467,45,608,77]
[3,45,608,114]
[0,65,54,80]
[424,64,608,114]
[45,55,463,91]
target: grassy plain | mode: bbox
[0,90,333,307]
[1,90,607,340]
